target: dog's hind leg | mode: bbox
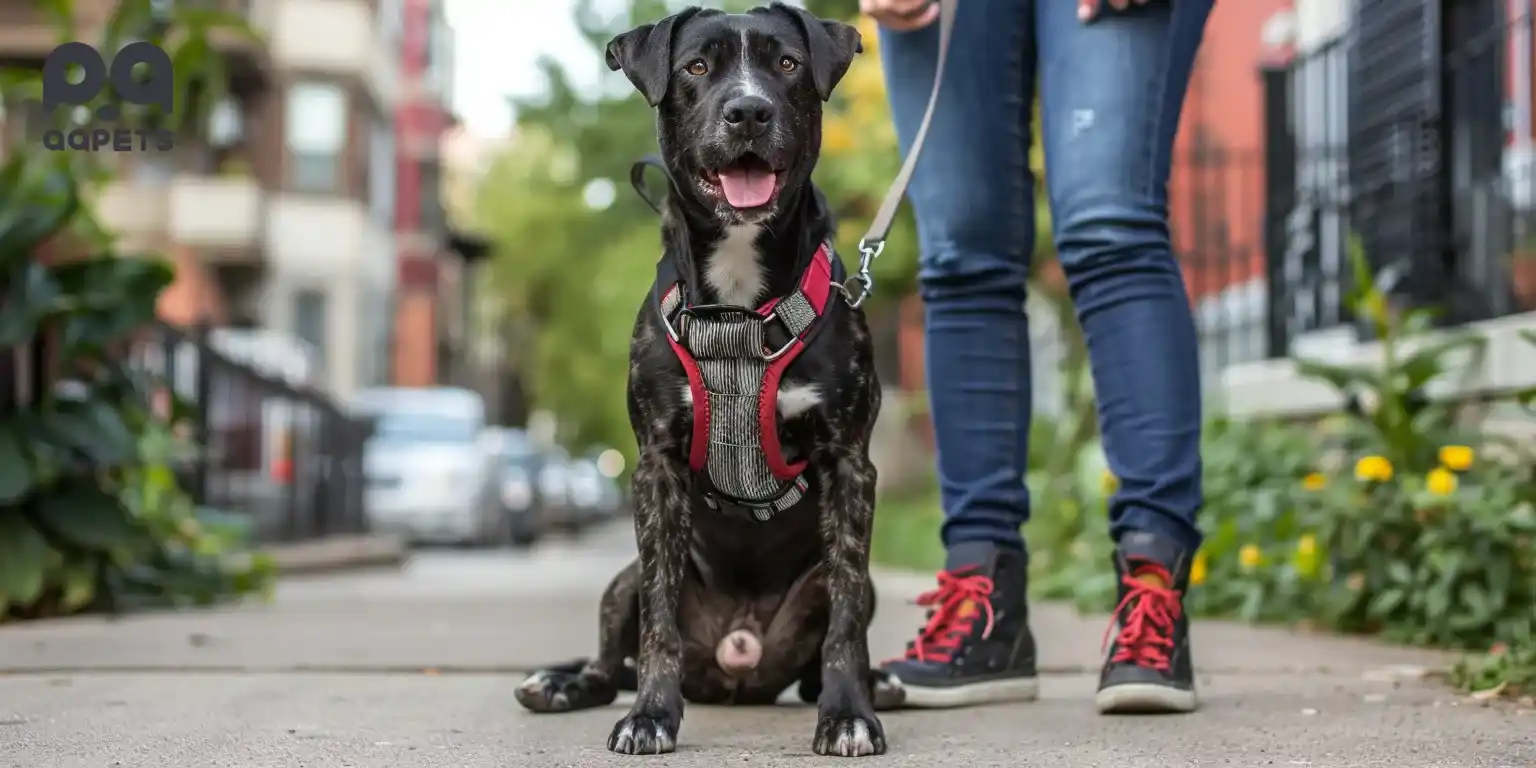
[514,559,640,713]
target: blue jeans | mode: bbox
[880,0,1211,558]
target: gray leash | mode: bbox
[839,0,956,309]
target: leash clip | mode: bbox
[837,238,884,309]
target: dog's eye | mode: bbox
[685,59,709,76]
[778,56,799,73]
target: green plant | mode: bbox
[0,0,273,621]
[1451,640,1536,699]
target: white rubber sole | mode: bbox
[1095,683,1199,714]
[893,675,1041,709]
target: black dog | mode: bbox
[512,3,900,757]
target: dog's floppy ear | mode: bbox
[605,7,702,108]
[772,2,863,101]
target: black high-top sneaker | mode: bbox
[1096,531,1198,714]
[880,544,1038,708]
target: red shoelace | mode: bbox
[1101,564,1182,671]
[891,568,996,664]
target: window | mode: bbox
[285,82,348,193]
[418,159,445,235]
[292,288,328,374]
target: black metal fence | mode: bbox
[1261,0,1536,357]
[133,323,375,543]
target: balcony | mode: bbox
[169,174,264,253]
[94,180,171,251]
[265,0,397,110]
[265,194,374,277]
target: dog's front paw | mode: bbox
[607,712,678,755]
[812,713,886,757]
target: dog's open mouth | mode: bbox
[701,153,784,210]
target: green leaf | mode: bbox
[1396,333,1487,390]
[29,485,141,553]
[0,260,63,346]
[0,513,54,606]
[32,400,138,468]
[0,155,81,264]
[1294,358,1382,394]
[1367,587,1406,617]
[0,422,35,504]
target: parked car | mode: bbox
[490,427,545,547]
[568,456,623,524]
[350,387,502,547]
[564,458,616,526]
[535,446,581,533]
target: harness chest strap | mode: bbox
[656,243,840,521]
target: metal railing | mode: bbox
[134,322,374,543]
[1260,1,1536,357]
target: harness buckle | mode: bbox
[703,493,775,522]
[762,312,798,360]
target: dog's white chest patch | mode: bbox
[776,383,822,419]
[681,381,821,419]
[704,224,766,307]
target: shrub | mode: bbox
[0,1,274,621]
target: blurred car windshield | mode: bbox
[500,430,536,462]
[371,412,478,445]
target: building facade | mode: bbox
[0,0,402,399]
[389,0,463,388]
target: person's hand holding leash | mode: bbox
[860,0,939,31]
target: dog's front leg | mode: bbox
[606,452,692,756]
[812,450,885,757]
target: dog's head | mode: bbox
[606,3,862,225]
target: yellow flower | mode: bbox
[1294,534,1321,578]
[1101,469,1119,495]
[1438,445,1474,472]
[1302,472,1327,491]
[1238,543,1263,570]
[1354,455,1393,483]
[822,115,855,154]
[1426,467,1458,496]
[1189,552,1208,586]
[1296,534,1317,557]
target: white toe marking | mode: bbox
[835,720,876,757]
[776,383,821,418]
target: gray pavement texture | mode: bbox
[1,522,1532,768]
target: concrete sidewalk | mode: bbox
[0,526,1531,767]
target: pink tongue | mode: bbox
[718,167,776,208]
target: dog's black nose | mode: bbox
[722,95,775,137]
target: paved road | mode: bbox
[0,522,1531,767]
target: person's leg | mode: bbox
[1035,0,1213,714]
[875,0,1040,708]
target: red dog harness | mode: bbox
[654,242,844,521]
